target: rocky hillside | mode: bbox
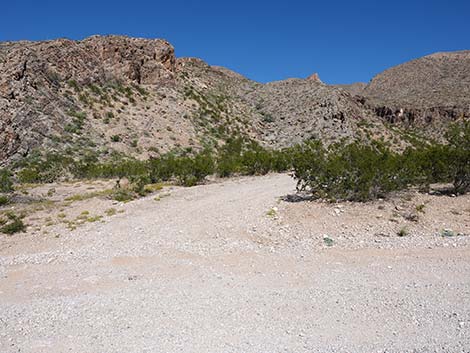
[338,51,470,135]
[0,36,178,165]
[2,35,466,166]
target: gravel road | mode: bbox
[1,174,469,352]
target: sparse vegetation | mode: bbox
[266,208,277,217]
[110,135,121,142]
[1,122,468,210]
[0,195,9,206]
[415,204,426,213]
[0,212,26,235]
[0,169,13,193]
[65,189,114,202]
[105,208,117,216]
[65,110,87,134]
[112,189,135,202]
[440,229,456,237]
[323,235,334,246]
[397,227,408,237]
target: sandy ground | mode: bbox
[1,173,470,352]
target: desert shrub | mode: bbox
[0,195,9,206]
[293,141,410,201]
[129,175,151,196]
[9,134,293,188]
[148,153,179,183]
[291,140,328,195]
[67,80,81,92]
[0,169,13,193]
[148,150,215,186]
[112,189,135,202]
[271,148,294,172]
[330,142,407,201]
[65,111,87,134]
[193,151,215,177]
[16,152,74,183]
[173,156,199,186]
[214,137,292,177]
[446,121,470,194]
[240,142,273,175]
[399,122,470,194]
[0,212,26,235]
[17,168,41,183]
[293,124,470,202]
[110,135,121,142]
[216,137,245,177]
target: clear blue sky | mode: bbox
[2,0,469,84]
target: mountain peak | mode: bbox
[306,72,322,83]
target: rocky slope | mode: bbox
[338,51,470,135]
[1,35,467,166]
[0,36,178,165]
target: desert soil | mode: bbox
[1,173,470,353]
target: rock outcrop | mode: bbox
[335,51,470,133]
[306,73,322,83]
[0,36,177,165]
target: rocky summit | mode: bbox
[0,35,468,165]
[339,51,470,134]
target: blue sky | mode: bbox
[2,0,469,84]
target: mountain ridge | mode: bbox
[0,35,468,166]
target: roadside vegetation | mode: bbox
[293,121,470,201]
[1,122,468,234]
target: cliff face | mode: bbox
[0,36,176,163]
[0,36,176,95]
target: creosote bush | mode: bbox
[0,212,26,235]
[0,169,13,193]
[292,122,470,201]
[0,195,9,206]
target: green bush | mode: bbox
[240,142,273,175]
[292,122,470,202]
[17,168,41,183]
[112,189,135,202]
[446,121,470,194]
[16,152,74,183]
[65,110,87,134]
[148,150,215,186]
[216,137,244,177]
[148,153,178,182]
[293,141,411,201]
[0,195,9,206]
[0,212,26,235]
[9,135,293,189]
[129,175,151,196]
[0,169,13,192]
[174,151,215,186]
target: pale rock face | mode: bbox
[306,72,322,83]
[0,35,176,99]
[81,36,176,84]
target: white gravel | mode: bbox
[1,174,469,352]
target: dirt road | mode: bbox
[1,174,469,352]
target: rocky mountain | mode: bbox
[0,35,467,166]
[0,35,400,166]
[338,51,470,135]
